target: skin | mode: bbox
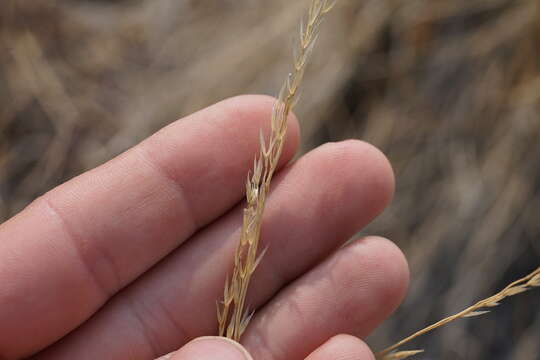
[0,95,409,360]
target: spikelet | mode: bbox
[217,0,337,342]
[376,267,540,359]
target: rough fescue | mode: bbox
[217,0,337,342]
[377,267,540,359]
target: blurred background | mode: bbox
[1,0,539,359]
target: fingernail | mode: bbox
[168,336,252,360]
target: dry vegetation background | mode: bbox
[1,0,539,359]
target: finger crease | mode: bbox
[42,196,116,299]
[125,296,165,359]
[135,146,200,231]
[159,298,196,345]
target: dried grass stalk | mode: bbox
[217,0,337,342]
[378,350,424,360]
[376,267,540,359]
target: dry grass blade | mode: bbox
[379,350,424,360]
[376,267,540,359]
[217,0,337,342]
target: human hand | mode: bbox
[0,95,408,360]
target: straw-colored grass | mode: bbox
[217,0,540,355]
[377,267,540,359]
[217,0,337,342]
